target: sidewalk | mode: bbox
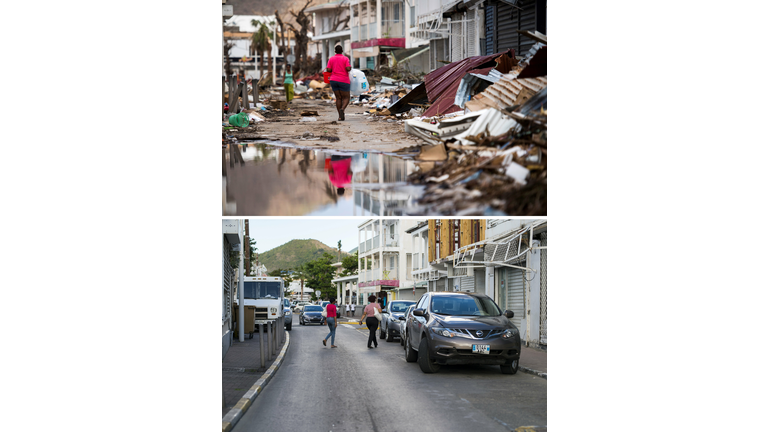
[222,330,287,418]
[519,345,547,378]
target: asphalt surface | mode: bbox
[233,321,546,432]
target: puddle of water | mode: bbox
[222,141,424,216]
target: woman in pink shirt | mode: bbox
[359,294,382,349]
[323,297,338,348]
[325,45,352,121]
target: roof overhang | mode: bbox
[311,29,352,41]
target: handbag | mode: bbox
[321,306,327,318]
[373,305,382,321]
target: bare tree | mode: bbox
[283,0,314,77]
[223,40,235,78]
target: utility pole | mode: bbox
[244,219,250,276]
[238,220,245,343]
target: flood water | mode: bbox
[222,141,425,216]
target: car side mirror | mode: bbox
[413,309,425,317]
[504,310,514,319]
[398,316,406,321]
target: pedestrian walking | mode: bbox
[283,64,294,104]
[351,303,355,317]
[325,45,352,121]
[359,295,382,349]
[323,297,338,348]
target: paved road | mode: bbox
[233,322,546,432]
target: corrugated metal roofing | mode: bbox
[422,49,515,118]
[455,69,503,108]
[466,72,547,112]
[453,108,519,146]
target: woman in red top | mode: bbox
[359,294,382,349]
[323,297,339,348]
[325,45,352,121]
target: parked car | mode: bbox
[379,300,416,342]
[300,305,324,325]
[320,301,331,325]
[399,304,416,347]
[295,301,311,312]
[283,298,293,330]
[404,292,520,374]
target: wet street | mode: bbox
[223,143,424,216]
[232,319,547,432]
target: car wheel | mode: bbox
[386,327,394,342]
[418,337,440,373]
[500,359,519,375]
[404,332,418,363]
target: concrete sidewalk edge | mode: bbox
[222,332,291,432]
[518,365,547,379]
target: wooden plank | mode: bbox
[241,75,249,109]
[460,220,471,247]
[440,219,450,260]
[428,220,436,262]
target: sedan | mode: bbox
[379,300,415,342]
[404,292,521,374]
[300,305,324,325]
[283,298,292,331]
[399,304,416,347]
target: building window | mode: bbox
[410,6,415,28]
[394,4,400,22]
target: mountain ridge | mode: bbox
[259,238,351,272]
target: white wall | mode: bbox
[485,219,528,239]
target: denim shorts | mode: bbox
[330,80,351,92]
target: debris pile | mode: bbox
[395,40,548,215]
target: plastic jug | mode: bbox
[349,69,369,96]
[228,112,250,127]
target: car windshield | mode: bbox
[304,306,322,312]
[243,281,281,299]
[390,301,415,312]
[429,295,501,317]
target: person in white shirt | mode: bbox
[346,303,351,317]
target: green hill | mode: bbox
[259,239,350,272]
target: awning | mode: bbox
[311,29,351,41]
[352,46,379,58]
[392,45,429,64]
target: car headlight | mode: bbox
[502,328,518,339]
[430,327,455,338]
[270,307,277,313]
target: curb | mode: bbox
[518,365,547,379]
[222,332,290,432]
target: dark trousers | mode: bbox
[366,317,378,347]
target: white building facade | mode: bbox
[357,219,417,306]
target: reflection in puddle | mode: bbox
[222,142,422,216]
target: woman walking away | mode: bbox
[325,45,352,121]
[359,295,382,349]
[323,297,338,348]
[283,64,294,104]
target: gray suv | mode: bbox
[379,300,415,342]
[404,292,521,374]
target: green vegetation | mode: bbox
[259,239,349,273]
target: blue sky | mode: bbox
[247,219,365,253]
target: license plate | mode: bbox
[472,344,490,354]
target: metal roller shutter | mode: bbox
[485,4,494,55]
[506,268,525,330]
[540,232,547,345]
[474,267,485,294]
[466,10,477,58]
[495,2,518,55]
[518,0,538,55]
[459,275,474,292]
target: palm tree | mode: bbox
[251,20,273,83]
